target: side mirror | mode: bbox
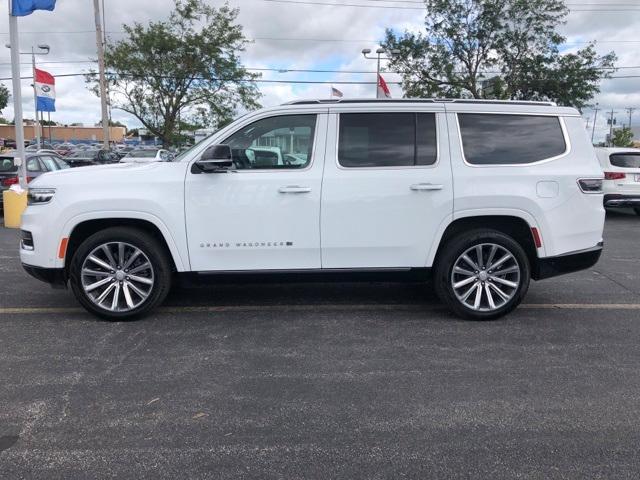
[192,144,233,173]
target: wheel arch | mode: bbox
[429,214,542,276]
[63,215,187,275]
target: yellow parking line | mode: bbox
[0,303,640,315]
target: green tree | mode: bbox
[611,127,634,147]
[0,84,9,113]
[383,0,616,108]
[87,0,260,146]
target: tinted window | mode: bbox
[610,153,640,169]
[223,115,317,170]
[0,157,17,173]
[338,113,437,168]
[459,114,566,165]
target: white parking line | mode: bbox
[0,303,640,315]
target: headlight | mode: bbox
[28,188,56,205]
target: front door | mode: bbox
[321,108,453,268]
[185,112,326,271]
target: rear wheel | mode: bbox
[433,229,531,320]
[634,208,640,216]
[69,227,172,320]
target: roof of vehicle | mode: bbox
[273,97,579,116]
[283,98,558,106]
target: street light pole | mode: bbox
[362,47,400,98]
[31,47,41,149]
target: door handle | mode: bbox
[278,186,312,194]
[410,183,443,191]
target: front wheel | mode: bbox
[433,229,531,320]
[69,227,172,320]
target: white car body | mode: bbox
[20,99,605,319]
[595,147,640,213]
[119,149,172,163]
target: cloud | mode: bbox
[0,0,637,144]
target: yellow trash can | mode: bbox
[2,189,28,229]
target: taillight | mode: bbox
[1,176,18,187]
[1,176,34,186]
[577,178,603,194]
[604,171,626,180]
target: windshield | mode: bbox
[610,153,640,169]
[126,150,157,158]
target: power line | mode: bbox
[262,0,640,11]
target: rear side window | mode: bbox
[610,153,640,168]
[338,113,437,168]
[458,114,566,165]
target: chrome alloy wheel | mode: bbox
[450,243,521,312]
[80,242,155,312]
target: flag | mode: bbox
[377,74,391,99]
[35,68,55,112]
[330,86,344,98]
[11,0,56,16]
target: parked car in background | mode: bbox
[596,147,640,216]
[0,151,68,209]
[119,148,174,163]
[65,149,119,167]
[26,143,54,151]
[54,143,76,157]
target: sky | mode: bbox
[0,0,639,143]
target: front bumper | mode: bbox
[22,264,67,289]
[533,243,603,281]
[604,194,640,208]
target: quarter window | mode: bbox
[458,114,566,165]
[223,114,317,170]
[338,113,437,168]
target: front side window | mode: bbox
[40,156,60,171]
[338,113,437,168]
[458,113,566,165]
[223,114,317,170]
[609,153,640,169]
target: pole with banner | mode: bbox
[8,0,27,188]
[8,0,57,188]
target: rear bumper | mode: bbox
[22,264,67,289]
[533,243,603,281]
[604,194,640,207]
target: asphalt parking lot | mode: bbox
[1,211,640,479]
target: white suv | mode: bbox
[595,147,640,216]
[20,99,605,320]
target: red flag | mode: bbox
[377,74,391,99]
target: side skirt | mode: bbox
[176,267,432,286]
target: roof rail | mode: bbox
[283,98,557,107]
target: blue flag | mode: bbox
[11,0,56,16]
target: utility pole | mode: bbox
[93,0,109,149]
[625,107,635,129]
[608,109,617,147]
[591,103,600,144]
[31,47,41,149]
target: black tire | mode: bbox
[69,227,172,320]
[634,208,640,216]
[433,229,531,320]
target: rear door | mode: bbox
[321,106,453,268]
